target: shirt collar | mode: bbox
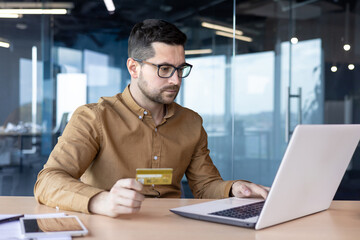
[121,85,175,120]
[164,102,175,119]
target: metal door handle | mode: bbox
[286,87,302,142]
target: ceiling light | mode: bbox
[16,23,27,30]
[0,9,67,15]
[185,49,213,55]
[348,64,355,70]
[0,41,10,48]
[0,2,74,8]
[103,0,115,12]
[330,66,337,72]
[215,31,253,42]
[291,37,298,44]
[0,13,20,18]
[202,22,243,35]
[343,44,351,51]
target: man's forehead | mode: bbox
[150,42,185,63]
[151,42,184,51]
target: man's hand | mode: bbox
[89,178,145,217]
[231,181,270,199]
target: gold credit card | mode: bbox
[136,168,173,185]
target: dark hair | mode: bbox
[128,19,187,60]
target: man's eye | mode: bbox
[160,66,172,72]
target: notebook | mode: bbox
[170,124,360,230]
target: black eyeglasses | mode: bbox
[133,58,193,78]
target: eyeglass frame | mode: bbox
[133,58,193,78]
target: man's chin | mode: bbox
[162,93,178,104]
[161,98,176,104]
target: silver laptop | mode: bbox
[170,124,360,230]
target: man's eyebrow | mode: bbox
[157,61,187,66]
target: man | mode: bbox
[34,19,269,217]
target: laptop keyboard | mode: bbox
[209,201,265,219]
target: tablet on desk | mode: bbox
[19,215,88,238]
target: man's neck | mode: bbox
[128,84,165,126]
[150,104,166,126]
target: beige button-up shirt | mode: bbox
[34,86,234,213]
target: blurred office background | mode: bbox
[0,0,359,199]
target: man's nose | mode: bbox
[168,71,182,85]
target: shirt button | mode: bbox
[154,156,158,160]
[144,111,148,115]
[139,115,143,119]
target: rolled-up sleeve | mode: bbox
[34,105,104,213]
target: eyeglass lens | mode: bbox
[158,65,191,78]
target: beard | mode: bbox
[137,71,180,104]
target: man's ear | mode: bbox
[127,58,140,79]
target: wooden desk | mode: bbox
[0,197,359,240]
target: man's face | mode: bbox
[136,42,185,105]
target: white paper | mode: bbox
[0,215,22,239]
[24,213,66,218]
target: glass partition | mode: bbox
[0,0,359,199]
[0,13,44,169]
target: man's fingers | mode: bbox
[232,181,270,199]
[111,178,145,202]
[109,178,145,216]
[89,178,146,217]
[244,183,269,199]
[115,178,143,191]
[111,187,145,202]
[238,184,251,197]
[251,184,269,199]
[231,182,250,197]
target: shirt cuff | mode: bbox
[72,186,104,214]
[224,181,237,198]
